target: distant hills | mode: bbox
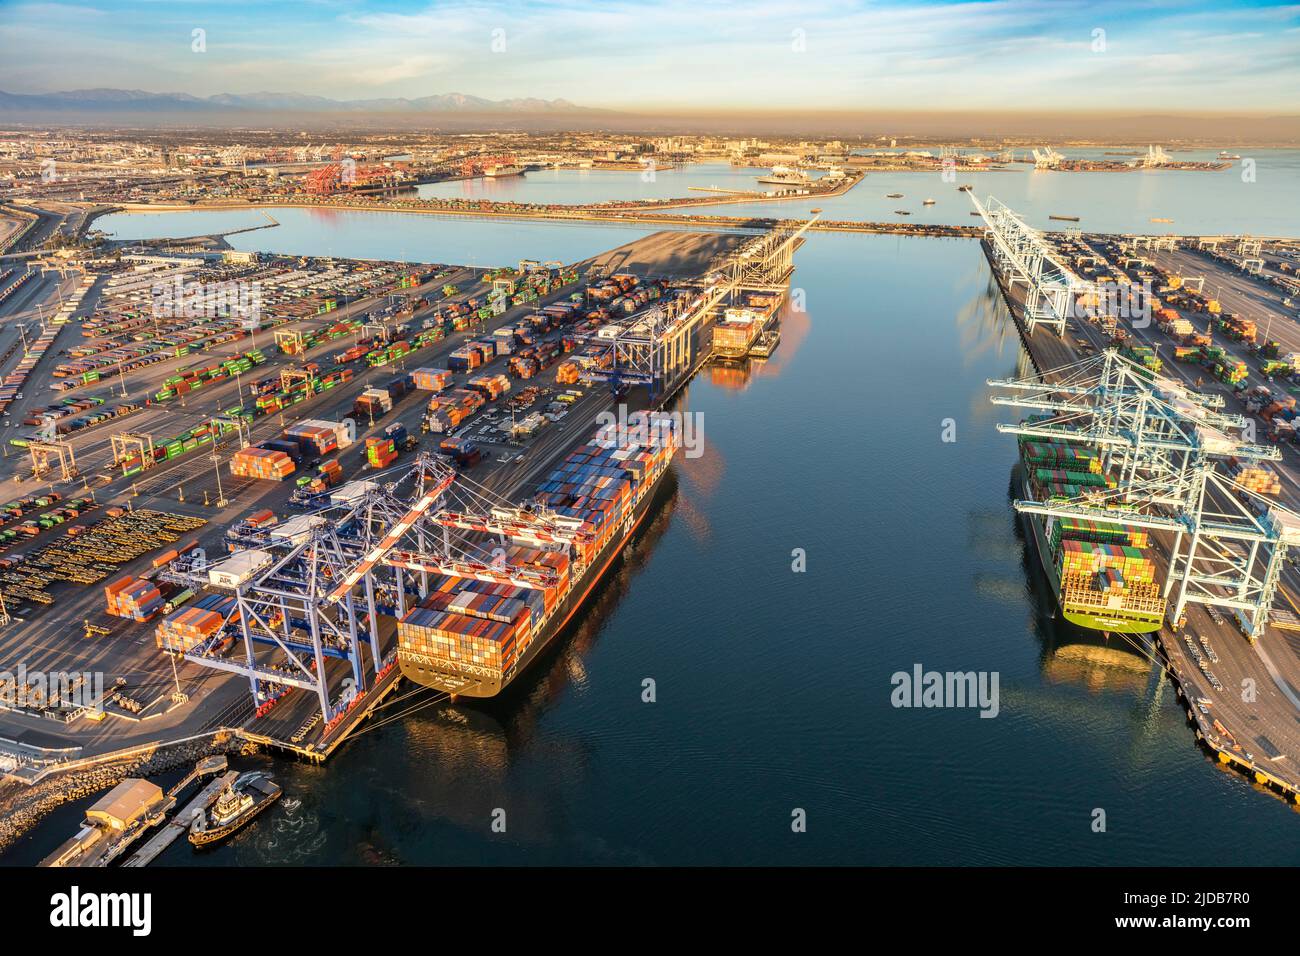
[0,89,1294,141]
[0,88,593,114]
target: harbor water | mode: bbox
[35,175,1300,866]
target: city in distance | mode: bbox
[0,0,1297,928]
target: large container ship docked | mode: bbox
[1016,425,1166,634]
[397,412,679,696]
[710,293,784,359]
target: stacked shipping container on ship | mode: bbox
[1017,429,1165,634]
[398,412,680,696]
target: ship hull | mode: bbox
[189,784,280,848]
[399,455,672,697]
[1016,464,1163,635]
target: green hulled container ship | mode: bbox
[1017,433,1166,634]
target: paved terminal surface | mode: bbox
[0,229,739,776]
[991,240,1300,805]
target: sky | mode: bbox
[0,0,1298,113]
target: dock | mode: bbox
[982,228,1300,807]
[122,768,237,866]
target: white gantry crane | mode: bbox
[582,214,819,397]
[159,449,616,724]
[991,349,1300,640]
[969,194,1095,336]
[1031,146,1063,169]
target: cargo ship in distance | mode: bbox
[398,413,679,697]
[1016,426,1166,634]
[757,165,811,186]
[483,164,525,178]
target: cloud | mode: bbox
[1,0,1297,111]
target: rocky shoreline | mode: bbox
[0,731,258,857]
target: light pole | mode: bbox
[210,442,228,508]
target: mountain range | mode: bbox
[0,88,592,114]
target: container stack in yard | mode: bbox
[412,368,452,392]
[508,341,561,380]
[366,436,397,469]
[425,388,485,433]
[448,342,494,372]
[353,388,394,421]
[231,447,296,480]
[105,576,163,621]
[467,374,510,401]
[439,437,482,467]
[259,438,304,465]
[285,419,354,456]
[156,605,225,653]
[493,328,517,354]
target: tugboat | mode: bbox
[189,772,281,848]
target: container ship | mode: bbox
[711,293,783,359]
[1016,430,1166,634]
[483,164,525,178]
[397,413,679,696]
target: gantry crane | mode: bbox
[992,348,1300,639]
[969,193,1096,335]
[580,215,820,396]
[28,439,77,482]
[160,447,609,724]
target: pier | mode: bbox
[122,763,234,866]
[979,195,1300,807]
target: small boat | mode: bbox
[1151,217,1174,223]
[894,210,911,216]
[923,198,936,205]
[749,329,781,359]
[1049,214,1081,222]
[886,193,904,199]
[957,184,973,191]
[189,772,281,848]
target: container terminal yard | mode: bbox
[976,193,1300,805]
[4,162,1300,868]
[0,214,804,804]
